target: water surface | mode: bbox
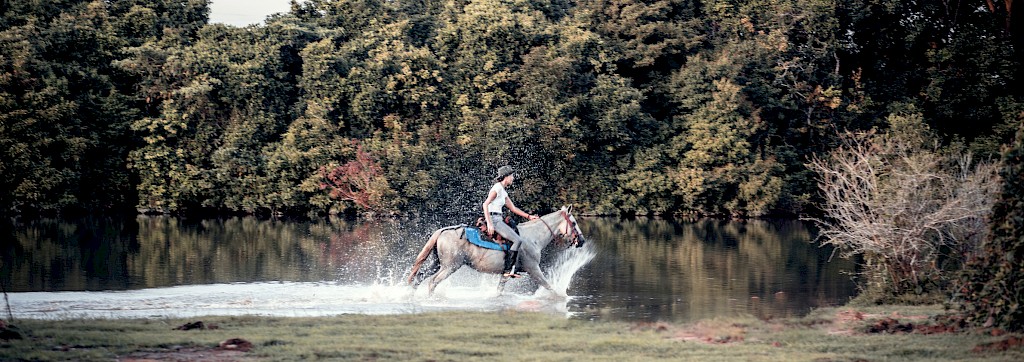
[1,216,857,322]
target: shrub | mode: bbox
[808,112,999,299]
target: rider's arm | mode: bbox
[483,190,498,232]
[506,198,538,220]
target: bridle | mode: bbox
[539,210,585,248]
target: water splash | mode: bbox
[535,241,597,299]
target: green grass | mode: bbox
[2,305,1022,361]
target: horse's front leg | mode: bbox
[520,261,567,299]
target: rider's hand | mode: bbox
[528,214,539,220]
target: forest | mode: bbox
[2,0,1022,218]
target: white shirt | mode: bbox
[487,182,507,214]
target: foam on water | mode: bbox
[8,243,596,320]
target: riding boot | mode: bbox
[503,250,520,278]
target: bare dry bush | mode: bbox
[807,114,999,296]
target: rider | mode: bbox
[482,165,539,277]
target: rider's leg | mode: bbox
[491,215,523,250]
[491,215,523,276]
[502,250,520,277]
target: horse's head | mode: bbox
[559,205,587,248]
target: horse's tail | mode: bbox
[406,228,445,285]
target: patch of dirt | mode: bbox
[118,346,254,362]
[173,321,219,330]
[913,314,967,335]
[0,320,25,340]
[833,311,1024,354]
[864,317,915,333]
[834,309,865,323]
[629,321,671,333]
[861,312,968,335]
[118,338,254,361]
[629,320,746,344]
[825,309,966,336]
[973,336,1024,353]
[826,309,866,335]
[631,309,1003,348]
[219,338,254,352]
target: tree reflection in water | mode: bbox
[572,218,858,322]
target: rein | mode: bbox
[538,210,581,248]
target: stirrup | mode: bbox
[502,250,520,278]
[502,266,521,278]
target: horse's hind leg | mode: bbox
[411,257,441,289]
[427,264,460,296]
[497,276,510,294]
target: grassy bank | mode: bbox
[2,305,1022,361]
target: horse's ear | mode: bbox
[567,204,574,213]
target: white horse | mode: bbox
[406,206,587,297]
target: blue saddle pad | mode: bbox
[464,227,509,251]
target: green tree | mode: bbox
[956,119,1024,331]
[362,115,440,214]
[574,0,704,85]
[127,21,308,214]
[0,0,197,214]
[333,19,449,137]
[670,77,783,217]
[434,0,548,113]
[835,0,1020,141]
[3,0,1022,219]
[504,23,630,213]
[289,0,391,42]
[106,0,210,46]
[264,36,348,215]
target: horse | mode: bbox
[406,205,587,297]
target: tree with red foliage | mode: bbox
[319,144,396,214]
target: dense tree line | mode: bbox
[2,0,1022,218]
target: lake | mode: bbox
[1,215,857,322]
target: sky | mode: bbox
[208,0,293,27]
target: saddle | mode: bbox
[467,214,521,275]
[471,214,518,247]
